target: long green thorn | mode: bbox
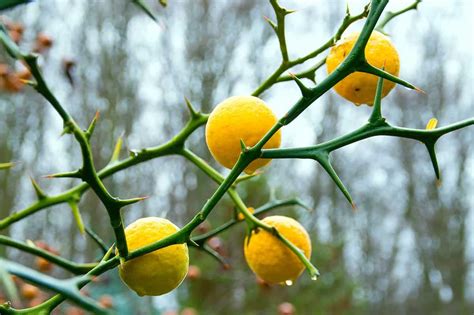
[358,62,424,92]
[316,153,354,208]
[369,72,384,123]
[132,0,158,22]
[30,177,47,200]
[425,142,440,181]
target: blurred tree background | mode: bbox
[0,0,472,314]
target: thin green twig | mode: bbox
[376,0,422,32]
[0,236,97,274]
[252,2,369,96]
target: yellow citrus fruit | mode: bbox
[244,215,311,284]
[326,30,400,105]
[205,95,281,174]
[118,217,189,296]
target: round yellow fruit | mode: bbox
[118,217,189,296]
[326,30,400,105]
[244,215,311,284]
[205,95,281,174]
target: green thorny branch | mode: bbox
[262,76,473,206]
[256,0,423,93]
[0,0,472,314]
[253,0,371,96]
[0,35,146,260]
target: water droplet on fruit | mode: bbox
[285,280,293,286]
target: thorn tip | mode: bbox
[351,202,358,212]
[415,86,426,94]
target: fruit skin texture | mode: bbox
[244,215,311,284]
[326,30,400,105]
[118,217,189,296]
[205,96,281,174]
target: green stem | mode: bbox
[252,3,369,96]
[0,236,97,274]
[252,63,287,96]
[277,58,326,83]
[0,113,208,230]
[84,227,109,255]
[162,147,319,275]
[369,76,384,123]
[269,227,320,279]
[125,0,390,261]
[22,54,130,258]
[0,258,113,314]
[0,194,70,229]
[180,148,264,228]
[192,198,307,244]
[269,0,290,62]
[126,152,251,260]
[261,119,474,159]
[376,0,422,32]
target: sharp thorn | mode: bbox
[240,139,248,152]
[188,239,200,247]
[358,63,419,91]
[29,176,47,200]
[288,72,312,97]
[425,143,440,180]
[415,86,426,95]
[109,132,125,164]
[119,196,149,207]
[351,202,358,212]
[42,170,81,179]
[69,200,85,235]
[86,110,100,139]
[184,97,199,117]
[133,0,158,22]
[263,15,277,30]
[316,154,354,208]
